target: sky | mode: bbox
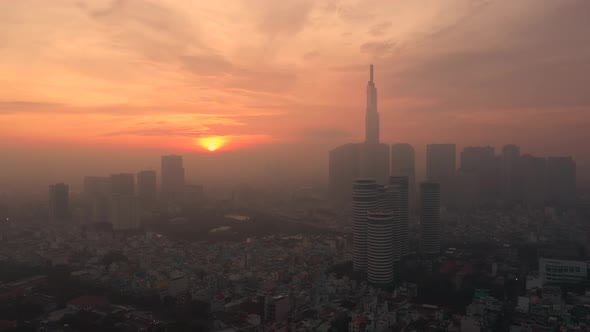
[1,0,590,190]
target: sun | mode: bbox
[198,136,226,152]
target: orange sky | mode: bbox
[1,0,590,188]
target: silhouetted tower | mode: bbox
[137,170,157,210]
[502,145,521,204]
[365,64,379,144]
[161,155,185,203]
[426,144,456,206]
[49,183,70,222]
[389,176,409,257]
[391,143,416,211]
[420,182,440,255]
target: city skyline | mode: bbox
[2,2,590,331]
[2,1,590,190]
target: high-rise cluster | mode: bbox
[352,178,408,288]
[352,179,380,273]
[52,154,200,230]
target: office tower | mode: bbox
[365,64,379,144]
[391,143,416,210]
[49,183,70,222]
[83,176,109,223]
[420,182,440,255]
[502,145,521,204]
[359,65,390,183]
[546,157,576,208]
[389,176,409,257]
[352,179,380,272]
[359,143,390,184]
[137,170,157,210]
[328,143,361,204]
[367,211,395,287]
[108,195,139,230]
[521,154,547,208]
[108,173,138,230]
[459,146,497,207]
[426,144,456,206]
[161,155,185,202]
[109,173,135,195]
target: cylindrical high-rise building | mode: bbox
[420,182,441,255]
[380,185,403,262]
[367,211,395,287]
[352,179,380,272]
[389,176,409,257]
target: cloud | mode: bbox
[105,126,211,137]
[0,101,63,114]
[180,54,235,76]
[360,41,397,57]
[368,22,392,36]
[250,0,314,38]
[78,0,203,61]
[303,50,320,60]
[384,0,590,110]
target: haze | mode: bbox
[1,0,590,193]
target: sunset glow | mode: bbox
[198,136,226,152]
[0,0,589,179]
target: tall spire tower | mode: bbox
[365,64,379,144]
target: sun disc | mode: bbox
[198,136,225,152]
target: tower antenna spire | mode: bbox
[370,64,374,82]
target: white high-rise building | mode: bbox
[352,179,380,272]
[389,176,409,257]
[420,182,441,255]
[367,211,395,287]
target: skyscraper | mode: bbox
[49,183,70,222]
[420,182,440,255]
[391,143,416,210]
[83,176,109,223]
[352,179,380,272]
[137,170,157,211]
[359,143,390,184]
[161,155,185,203]
[389,176,409,258]
[459,146,497,207]
[109,195,139,231]
[521,154,547,208]
[367,211,395,287]
[328,143,361,204]
[365,64,379,144]
[426,144,456,206]
[109,173,135,195]
[359,65,390,183]
[502,145,521,204]
[108,173,138,230]
[379,184,403,262]
[546,156,576,208]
